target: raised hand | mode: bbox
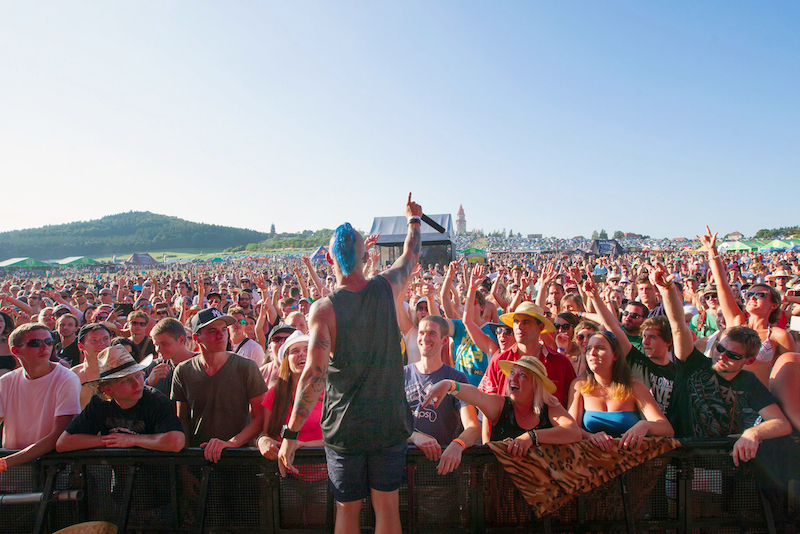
[364,234,380,251]
[696,225,718,254]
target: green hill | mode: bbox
[0,212,270,259]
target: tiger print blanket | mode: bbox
[487,437,681,517]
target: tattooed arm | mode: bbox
[278,297,335,476]
[383,193,423,300]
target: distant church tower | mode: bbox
[456,204,466,235]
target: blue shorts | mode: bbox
[324,441,407,502]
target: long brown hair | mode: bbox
[266,356,295,438]
[581,331,633,401]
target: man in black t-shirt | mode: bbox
[651,260,790,467]
[56,344,184,452]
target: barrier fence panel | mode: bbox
[0,439,797,534]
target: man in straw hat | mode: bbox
[56,345,184,452]
[480,302,575,409]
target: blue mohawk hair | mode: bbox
[332,223,358,277]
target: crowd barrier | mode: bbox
[0,439,797,534]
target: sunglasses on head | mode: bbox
[24,338,55,348]
[745,291,769,301]
[716,343,747,361]
[622,310,644,319]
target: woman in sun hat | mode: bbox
[567,330,673,452]
[421,355,581,457]
[257,330,323,460]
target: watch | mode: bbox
[280,425,299,440]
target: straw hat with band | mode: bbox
[499,302,554,334]
[498,355,557,394]
[82,345,153,388]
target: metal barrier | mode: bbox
[1,439,797,534]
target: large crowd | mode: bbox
[2,215,800,530]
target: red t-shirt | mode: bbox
[262,386,323,442]
[478,344,576,407]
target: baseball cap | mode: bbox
[190,308,236,334]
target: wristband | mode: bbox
[469,285,479,291]
[447,380,460,395]
[527,429,539,447]
[452,438,466,450]
[407,216,421,225]
[0,458,7,473]
[280,425,299,440]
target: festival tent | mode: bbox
[758,240,792,252]
[124,253,159,266]
[719,241,753,252]
[370,214,454,265]
[460,247,487,263]
[56,256,100,265]
[0,257,50,268]
[311,246,329,261]
[741,240,766,249]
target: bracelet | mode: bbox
[447,380,461,395]
[407,216,421,225]
[469,285,479,291]
[452,438,466,450]
[0,458,7,473]
[527,429,539,447]
[579,311,584,318]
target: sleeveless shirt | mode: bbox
[323,275,413,452]
[490,397,553,441]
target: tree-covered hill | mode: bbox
[0,212,270,258]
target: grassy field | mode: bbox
[90,249,313,262]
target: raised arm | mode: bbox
[382,194,422,299]
[440,261,461,320]
[583,279,632,356]
[463,264,499,357]
[278,298,333,476]
[697,226,746,327]
[651,263,693,361]
[301,255,329,298]
[491,266,510,312]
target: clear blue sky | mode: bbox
[2,2,798,240]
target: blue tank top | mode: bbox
[583,410,640,437]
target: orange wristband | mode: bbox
[452,438,466,450]
[0,458,7,473]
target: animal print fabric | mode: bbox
[487,437,681,517]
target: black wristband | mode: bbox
[280,425,299,440]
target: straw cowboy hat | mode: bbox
[499,302,555,334]
[498,355,557,394]
[82,345,153,387]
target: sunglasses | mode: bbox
[271,336,289,344]
[237,319,247,325]
[24,338,55,348]
[575,333,592,341]
[496,329,513,336]
[554,323,572,331]
[716,343,747,361]
[130,321,148,327]
[622,310,644,320]
[704,293,718,300]
[745,291,769,301]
